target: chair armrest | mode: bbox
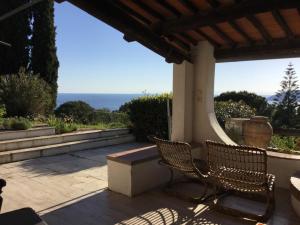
[0,179,6,212]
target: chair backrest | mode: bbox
[153,137,195,172]
[206,141,268,184]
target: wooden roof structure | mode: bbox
[58,0,300,64]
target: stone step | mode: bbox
[0,134,135,164]
[0,128,130,152]
[0,127,56,141]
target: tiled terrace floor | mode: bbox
[0,143,299,225]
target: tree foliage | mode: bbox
[31,0,59,111]
[215,100,256,128]
[0,68,52,117]
[273,63,299,128]
[55,101,95,124]
[0,1,31,74]
[214,91,270,116]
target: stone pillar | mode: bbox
[192,41,233,144]
[171,61,194,142]
[172,41,234,144]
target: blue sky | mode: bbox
[55,2,300,96]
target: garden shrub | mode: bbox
[3,117,32,130]
[119,94,171,141]
[270,135,297,151]
[0,105,6,118]
[47,116,77,134]
[215,100,256,128]
[55,101,94,124]
[0,68,52,117]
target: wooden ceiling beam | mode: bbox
[179,0,199,14]
[166,35,191,52]
[207,0,220,9]
[246,15,272,43]
[118,0,190,56]
[272,10,293,39]
[210,25,235,46]
[118,2,151,25]
[156,0,181,18]
[228,20,253,44]
[194,29,220,48]
[234,0,243,4]
[154,0,300,35]
[132,0,165,21]
[68,0,190,63]
[178,33,197,46]
[215,38,300,62]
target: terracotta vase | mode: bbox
[243,116,273,149]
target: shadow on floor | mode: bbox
[41,188,255,225]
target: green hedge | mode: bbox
[120,95,256,141]
[119,94,171,141]
[91,110,130,125]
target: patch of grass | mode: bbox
[44,114,129,134]
[75,122,128,131]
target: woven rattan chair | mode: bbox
[206,141,275,222]
[152,137,211,203]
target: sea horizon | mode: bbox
[56,92,277,111]
[56,93,145,111]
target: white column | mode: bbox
[171,41,234,144]
[171,61,194,142]
[192,41,234,144]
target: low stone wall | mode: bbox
[225,118,249,144]
[267,151,300,189]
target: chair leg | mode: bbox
[166,167,174,188]
[261,186,275,222]
[189,181,209,204]
[163,169,210,204]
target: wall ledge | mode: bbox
[267,150,300,160]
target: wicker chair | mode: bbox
[152,137,211,203]
[206,141,275,222]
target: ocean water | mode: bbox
[56,93,144,111]
[57,93,276,111]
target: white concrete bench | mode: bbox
[107,145,172,197]
[290,171,300,218]
[106,143,203,197]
